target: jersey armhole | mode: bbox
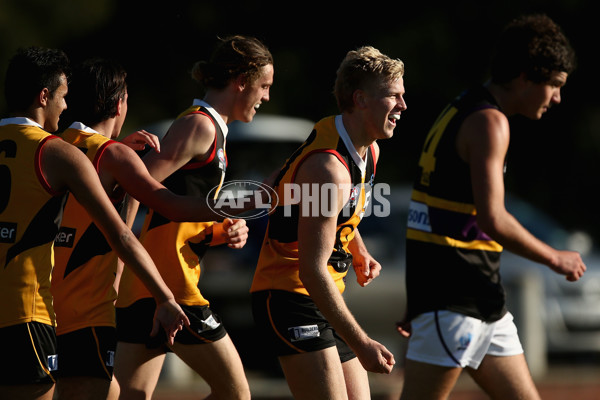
[290,149,350,184]
[183,111,218,169]
[35,135,63,196]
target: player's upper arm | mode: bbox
[294,152,352,216]
[142,113,216,183]
[458,108,510,225]
[41,139,125,232]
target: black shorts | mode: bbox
[0,322,57,385]
[251,290,356,362]
[116,298,227,349]
[56,326,116,380]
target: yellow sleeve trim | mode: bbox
[412,189,477,215]
[407,228,503,252]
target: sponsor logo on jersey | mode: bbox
[348,186,359,208]
[54,227,76,248]
[0,222,17,243]
[217,148,225,163]
[407,200,431,232]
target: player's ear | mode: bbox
[235,74,246,91]
[38,88,50,107]
[353,89,368,109]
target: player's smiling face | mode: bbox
[236,64,274,123]
[44,74,68,133]
[364,76,407,140]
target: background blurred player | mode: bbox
[400,14,585,400]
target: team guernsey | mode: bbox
[405,85,506,323]
[0,118,66,328]
[116,99,228,308]
[250,115,376,296]
[51,122,121,335]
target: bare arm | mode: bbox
[42,139,189,343]
[459,109,585,281]
[120,129,161,153]
[100,142,224,222]
[295,153,394,374]
[141,114,214,183]
[348,228,381,287]
[125,115,258,220]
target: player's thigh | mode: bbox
[171,334,250,399]
[56,376,110,400]
[341,357,370,400]
[279,346,347,400]
[112,341,166,397]
[467,354,541,400]
[400,358,462,400]
[0,383,54,400]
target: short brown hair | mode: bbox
[192,35,273,90]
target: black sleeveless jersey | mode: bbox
[405,86,507,322]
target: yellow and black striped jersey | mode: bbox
[405,86,507,322]
[116,99,228,308]
[0,118,67,328]
[251,115,376,296]
[52,123,121,335]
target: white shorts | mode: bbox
[405,310,523,369]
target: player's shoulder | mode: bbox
[170,111,217,143]
[297,151,350,185]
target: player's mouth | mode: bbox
[389,114,401,125]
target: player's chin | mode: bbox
[524,110,544,121]
[381,124,395,138]
[536,107,550,119]
[245,107,260,122]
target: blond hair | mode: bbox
[334,46,405,112]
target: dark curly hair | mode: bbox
[4,47,70,113]
[65,58,127,127]
[191,35,273,90]
[490,14,576,84]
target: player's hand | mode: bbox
[355,338,395,374]
[222,218,249,249]
[121,129,161,153]
[396,320,412,338]
[550,250,586,282]
[352,254,381,287]
[151,299,190,346]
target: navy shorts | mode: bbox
[116,298,227,349]
[251,290,356,362]
[56,326,116,380]
[0,322,57,384]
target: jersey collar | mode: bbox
[68,121,99,134]
[192,99,229,138]
[0,117,44,129]
[334,115,367,174]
